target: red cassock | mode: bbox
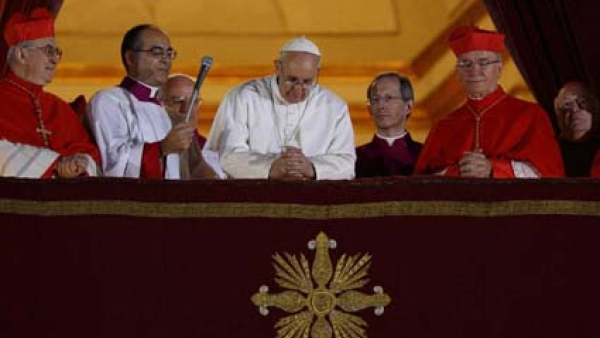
[355,133,422,177]
[0,71,100,177]
[414,87,564,178]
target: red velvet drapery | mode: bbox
[482,0,600,130]
[2,177,600,338]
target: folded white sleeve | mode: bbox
[511,160,540,178]
[0,139,59,178]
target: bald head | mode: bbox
[165,74,194,90]
[160,74,200,125]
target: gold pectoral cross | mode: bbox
[2,78,53,147]
[32,98,52,147]
[36,126,52,145]
[466,93,508,152]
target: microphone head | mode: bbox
[201,56,213,68]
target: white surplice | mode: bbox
[87,85,180,179]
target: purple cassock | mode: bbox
[355,133,422,177]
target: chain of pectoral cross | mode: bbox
[3,78,52,147]
[466,94,507,151]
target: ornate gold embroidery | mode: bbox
[2,199,600,218]
[251,232,391,338]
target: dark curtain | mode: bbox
[0,0,63,74]
[482,0,600,129]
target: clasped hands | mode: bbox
[458,149,492,178]
[269,146,315,180]
[56,153,90,178]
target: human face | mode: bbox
[126,28,173,87]
[368,77,412,137]
[556,87,593,140]
[275,52,320,103]
[456,50,502,99]
[160,77,200,126]
[19,37,60,85]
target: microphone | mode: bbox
[185,56,213,123]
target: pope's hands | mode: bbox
[269,147,315,180]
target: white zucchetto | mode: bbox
[280,36,321,56]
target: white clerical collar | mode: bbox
[376,131,407,146]
[130,77,160,98]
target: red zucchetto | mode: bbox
[449,25,505,56]
[3,8,55,47]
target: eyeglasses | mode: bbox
[456,58,501,69]
[368,95,403,106]
[23,45,63,60]
[560,98,588,112]
[282,77,317,90]
[166,96,202,110]
[276,60,319,90]
[133,47,177,60]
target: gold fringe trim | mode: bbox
[1,199,600,219]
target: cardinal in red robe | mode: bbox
[0,8,99,178]
[414,26,563,178]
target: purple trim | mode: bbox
[119,77,160,105]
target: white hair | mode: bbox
[6,41,32,67]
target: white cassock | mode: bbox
[87,82,180,179]
[0,139,96,178]
[205,74,356,179]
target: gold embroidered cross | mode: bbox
[251,232,392,338]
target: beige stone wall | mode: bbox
[47,0,532,145]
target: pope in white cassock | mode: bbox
[205,37,356,180]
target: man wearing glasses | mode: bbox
[554,82,600,177]
[0,8,100,178]
[355,72,422,177]
[415,26,563,178]
[159,74,221,179]
[87,25,195,178]
[205,37,355,179]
